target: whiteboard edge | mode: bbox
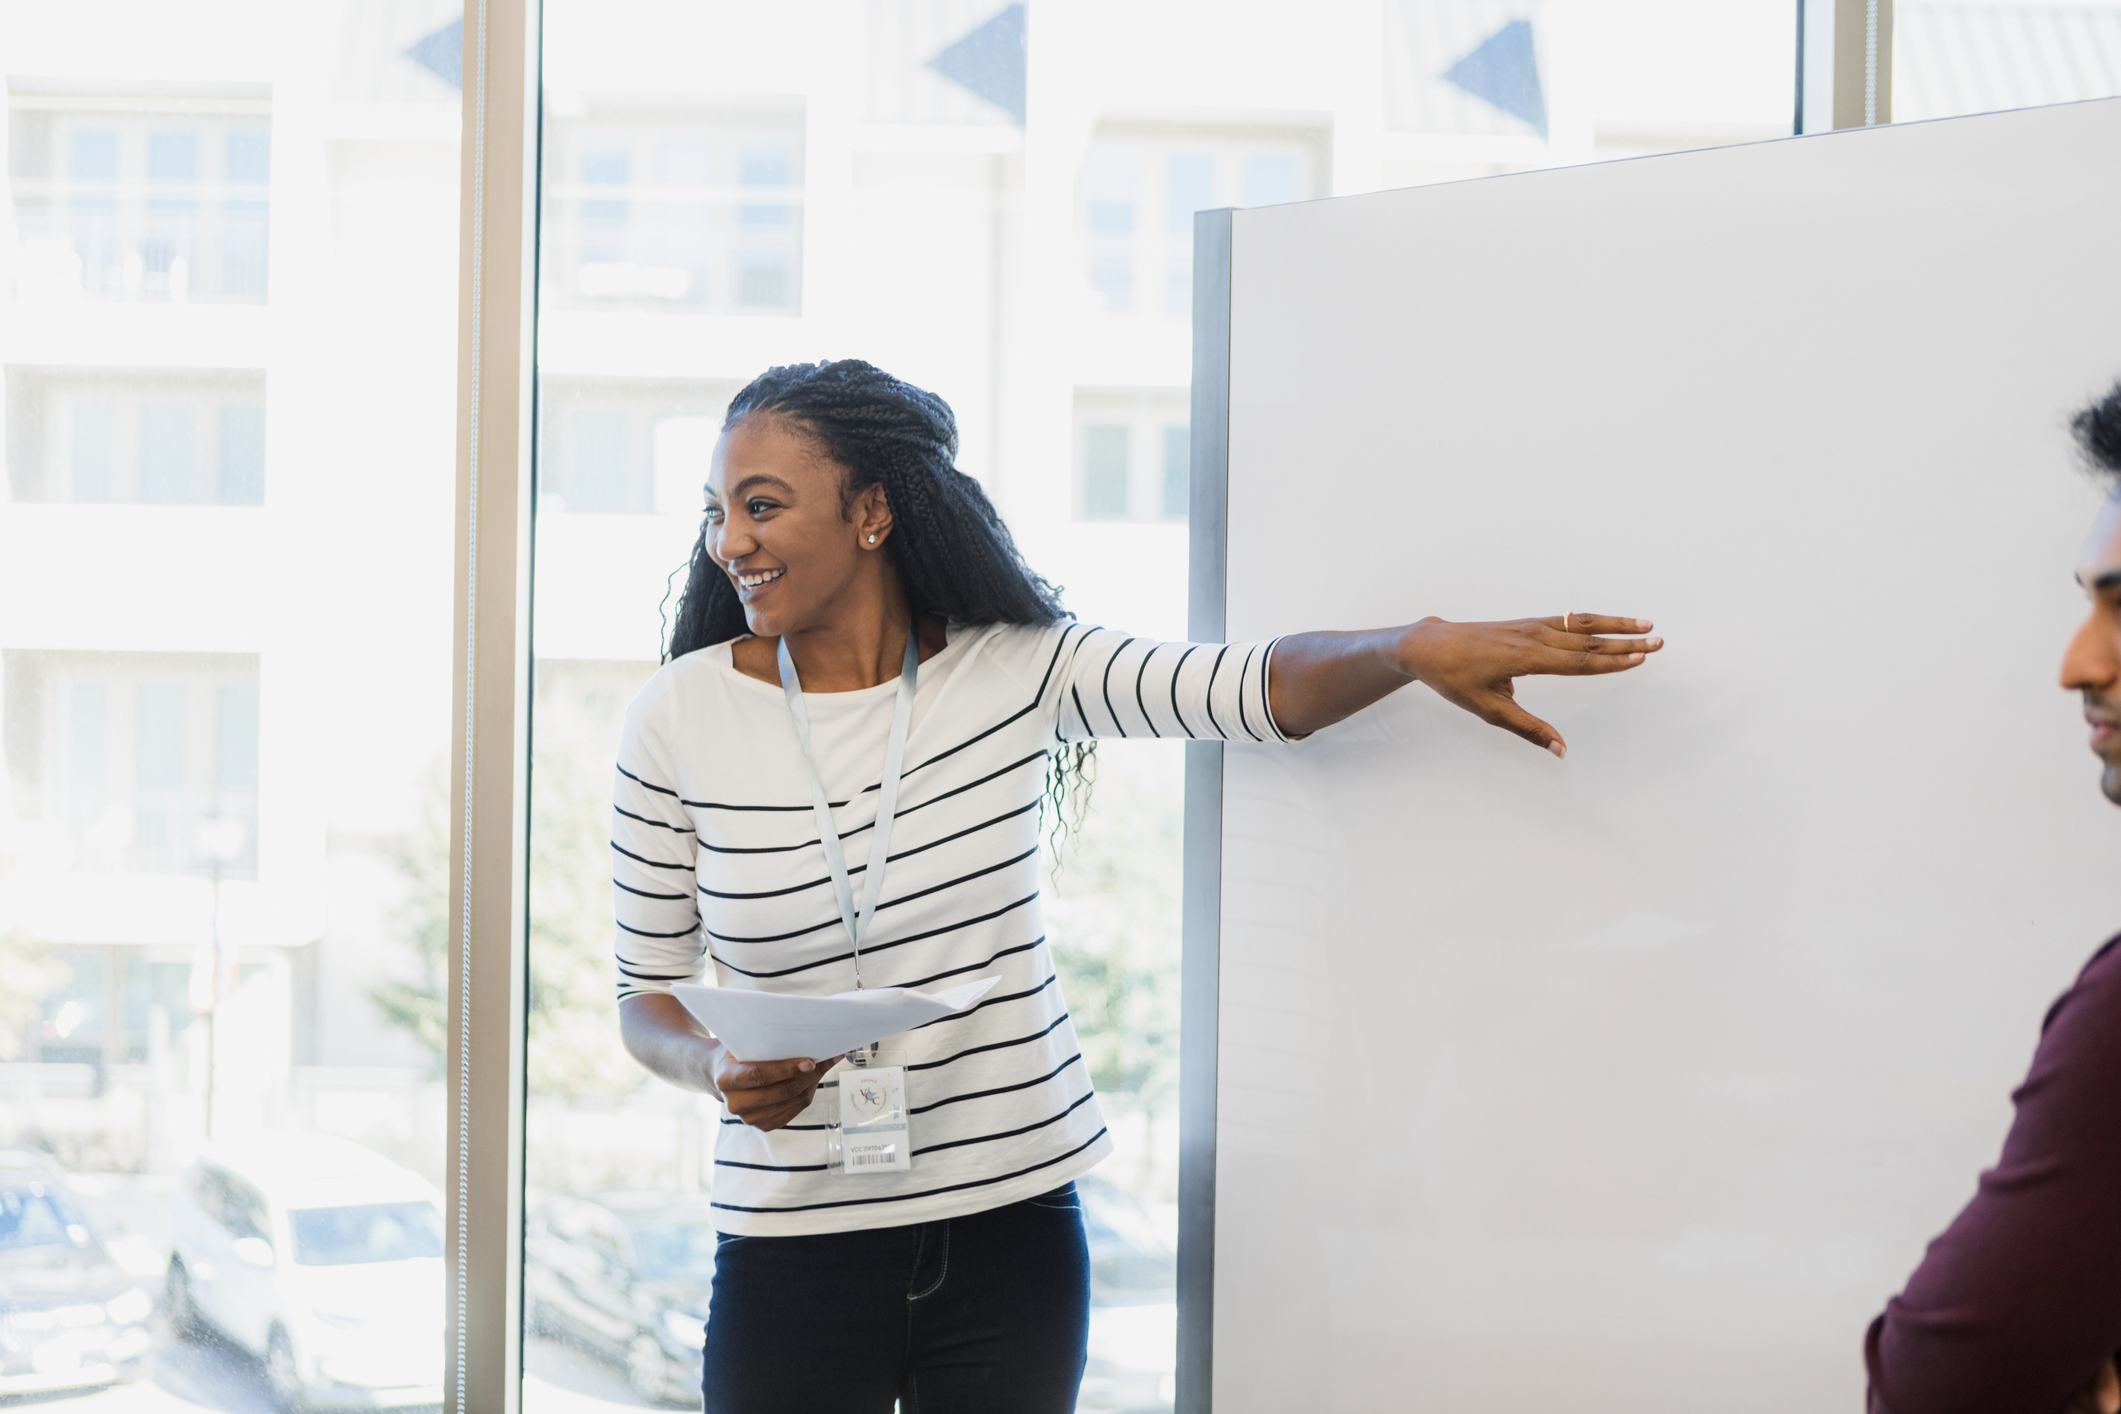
[1179,204,1235,1414]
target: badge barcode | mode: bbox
[848,1149,897,1169]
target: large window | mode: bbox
[0,4,457,1410]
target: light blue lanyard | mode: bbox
[777,628,920,992]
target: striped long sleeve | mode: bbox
[599,621,1312,1234]
[611,695,705,1002]
[1045,623,1296,745]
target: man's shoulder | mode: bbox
[2076,931,2121,986]
[2038,931,2121,1059]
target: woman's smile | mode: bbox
[734,566,787,600]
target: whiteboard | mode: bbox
[1192,99,2121,1413]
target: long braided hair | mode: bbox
[661,358,1097,862]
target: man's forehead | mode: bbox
[2079,493,2121,587]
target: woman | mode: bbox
[612,358,1661,1413]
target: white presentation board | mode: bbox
[1191,99,2121,1412]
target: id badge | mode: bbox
[834,1064,911,1174]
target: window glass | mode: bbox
[10,373,267,505]
[217,402,267,503]
[1164,153,1214,235]
[69,399,114,500]
[1081,422,1132,519]
[550,121,805,311]
[1895,0,2121,120]
[138,401,197,503]
[289,1201,444,1267]
[0,7,455,1408]
[0,1188,83,1248]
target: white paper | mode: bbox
[668,976,1002,1063]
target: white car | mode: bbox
[165,1132,444,1411]
[0,1151,153,1397]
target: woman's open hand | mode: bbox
[706,1042,841,1131]
[1397,613,1662,757]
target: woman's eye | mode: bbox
[700,506,722,522]
[747,500,776,516]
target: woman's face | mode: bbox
[703,413,888,639]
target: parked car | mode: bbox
[0,1150,153,1398]
[1078,1174,1179,1414]
[523,1190,718,1406]
[166,1132,444,1411]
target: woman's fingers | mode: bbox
[733,1069,826,1111]
[1526,619,1663,676]
[1480,692,1564,755]
[749,1098,813,1132]
[1540,614,1652,636]
[738,1078,828,1130]
[1536,628,1662,656]
[1539,646,1650,675]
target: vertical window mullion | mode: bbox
[447,0,538,1411]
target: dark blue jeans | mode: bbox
[700,1182,1091,1414]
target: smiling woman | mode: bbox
[666,359,1103,851]
[602,357,1660,1413]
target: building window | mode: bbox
[1079,423,1131,520]
[1074,391,1190,522]
[538,379,734,515]
[3,651,262,879]
[1076,130,1319,319]
[544,117,805,313]
[5,371,268,505]
[8,95,271,305]
[1081,150,1139,312]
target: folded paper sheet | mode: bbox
[668,977,1002,1062]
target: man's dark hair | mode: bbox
[2073,379,2121,490]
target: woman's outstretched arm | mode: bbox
[1041,614,1660,754]
[1268,613,1662,753]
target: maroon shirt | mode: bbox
[1867,934,2121,1414]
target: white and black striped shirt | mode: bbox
[611,619,1293,1236]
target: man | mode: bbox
[1866,381,2121,1414]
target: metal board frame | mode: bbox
[1178,205,1234,1414]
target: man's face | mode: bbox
[2063,493,2121,805]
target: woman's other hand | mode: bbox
[1397,613,1663,757]
[707,1042,841,1131]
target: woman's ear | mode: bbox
[856,484,893,547]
